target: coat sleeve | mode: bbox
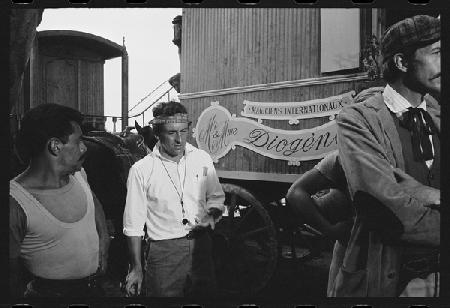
[336,108,439,246]
[204,154,225,214]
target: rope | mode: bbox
[128,79,168,113]
[128,86,174,119]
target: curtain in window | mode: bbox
[320,9,360,73]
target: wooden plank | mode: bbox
[182,8,324,91]
[181,8,382,179]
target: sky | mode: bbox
[37,8,182,132]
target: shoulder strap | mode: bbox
[9,180,39,222]
[73,172,95,213]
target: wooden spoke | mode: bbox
[233,204,257,232]
[236,226,271,240]
[214,183,278,296]
[228,192,237,219]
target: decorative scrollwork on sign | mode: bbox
[240,91,356,125]
[194,102,338,163]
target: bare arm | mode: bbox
[122,164,147,296]
[92,191,110,274]
[10,257,23,298]
[286,169,350,240]
[124,236,143,296]
[9,197,26,297]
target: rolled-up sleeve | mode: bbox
[204,156,225,214]
[123,165,147,237]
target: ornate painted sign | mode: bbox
[241,90,356,124]
[193,102,338,164]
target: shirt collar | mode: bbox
[153,142,195,161]
[383,84,427,117]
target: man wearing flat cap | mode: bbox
[330,15,440,297]
[122,101,225,297]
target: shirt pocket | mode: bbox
[190,168,207,201]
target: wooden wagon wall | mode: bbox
[180,8,383,181]
[30,39,105,117]
[180,8,381,92]
[181,8,322,92]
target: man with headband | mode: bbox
[9,103,110,297]
[123,101,225,297]
[333,15,440,296]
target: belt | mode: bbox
[148,227,211,242]
[34,273,99,289]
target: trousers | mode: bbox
[144,230,217,297]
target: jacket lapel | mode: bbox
[425,95,441,135]
[371,95,405,170]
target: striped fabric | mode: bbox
[150,113,190,124]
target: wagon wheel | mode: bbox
[212,183,278,296]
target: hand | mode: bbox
[425,191,441,207]
[190,208,223,231]
[124,267,143,297]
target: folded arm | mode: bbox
[336,110,440,246]
[286,169,351,240]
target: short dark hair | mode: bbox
[16,103,83,160]
[152,101,188,135]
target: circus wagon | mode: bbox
[175,7,433,295]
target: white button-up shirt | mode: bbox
[123,142,225,240]
[383,84,434,168]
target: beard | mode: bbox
[404,64,440,97]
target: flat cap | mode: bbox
[381,15,440,62]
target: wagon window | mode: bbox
[320,9,361,73]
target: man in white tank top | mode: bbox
[9,104,110,297]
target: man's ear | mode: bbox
[47,138,61,156]
[393,53,408,73]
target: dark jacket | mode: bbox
[331,92,440,297]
